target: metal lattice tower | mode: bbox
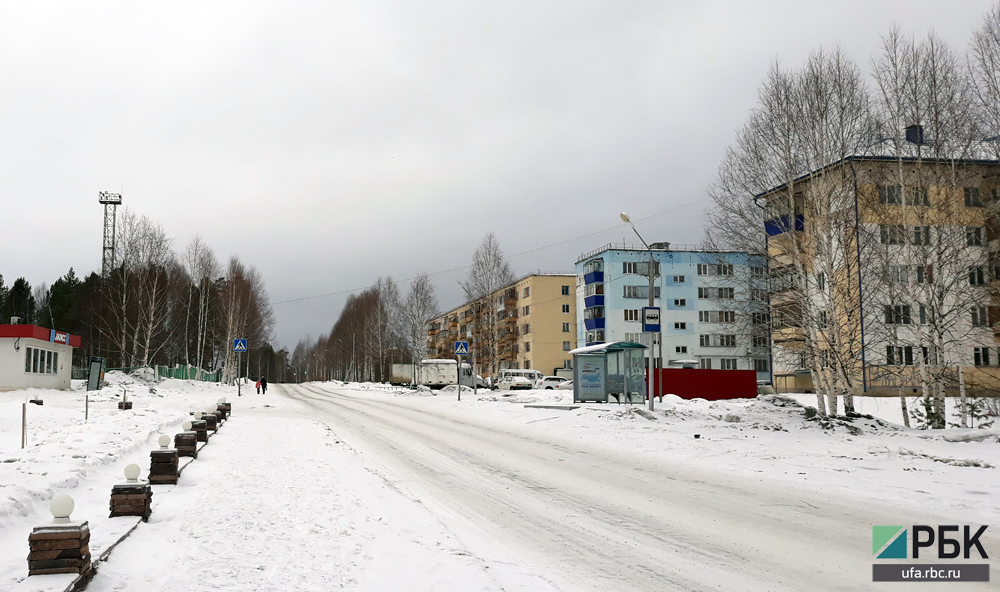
[98,191,122,277]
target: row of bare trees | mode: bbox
[705,5,1000,428]
[14,207,280,381]
[290,232,519,384]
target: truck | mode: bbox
[390,359,474,389]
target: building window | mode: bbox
[967,226,985,246]
[623,285,660,299]
[676,346,688,354]
[750,289,766,301]
[884,305,912,325]
[624,261,660,275]
[674,322,686,330]
[699,310,735,323]
[24,347,58,375]
[524,360,531,369]
[971,306,988,327]
[563,341,572,351]
[700,334,736,347]
[697,264,709,276]
[562,304,570,313]
[524,287,530,298]
[700,359,713,369]
[525,342,531,352]
[750,267,766,278]
[912,225,931,245]
[561,285,570,296]
[919,304,928,325]
[563,359,572,369]
[966,188,983,207]
[698,287,709,299]
[523,323,531,334]
[624,309,640,322]
[720,358,738,370]
[522,305,530,316]
[974,347,991,366]
[754,358,770,372]
[751,312,769,325]
[673,275,685,283]
[916,265,932,283]
[752,336,769,348]
[878,185,903,204]
[970,266,986,286]
[889,265,909,284]
[717,264,734,276]
[880,224,907,245]
[625,332,642,343]
[674,299,686,307]
[562,322,571,332]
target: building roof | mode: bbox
[754,153,1000,200]
[576,243,753,264]
[569,341,647,355]
[0,325,82,347]
[431,272,575,320]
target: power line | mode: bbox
[268,197,704,306]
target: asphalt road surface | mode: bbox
[279,383,993,592]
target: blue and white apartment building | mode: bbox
[575,242,771,381]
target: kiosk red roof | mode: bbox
[0,325,81,347]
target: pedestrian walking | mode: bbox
[255,379,261,395]
[261,378,268,394]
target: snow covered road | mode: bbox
[283,383,997,592]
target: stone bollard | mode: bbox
[28,494,93,578]
[109,464,152,521]
[191,418,208,443]
[149,435,178,485]
[203,412,218,433]
[218,398,231,419]
[175,421,198,458]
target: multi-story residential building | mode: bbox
[426,273,577,377]
[574,244,769,381]
[760,139,1000,398]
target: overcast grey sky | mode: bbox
[1,1,996,348]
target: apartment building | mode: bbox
[760,142,1000,396]
[426,273,577,377]
[574,244,769,381]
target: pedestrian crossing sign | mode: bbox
[454,341,469,356]
[234,339,248,352]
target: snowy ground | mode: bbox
[0,375,997,591]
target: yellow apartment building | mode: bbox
[761,149,1000,397]
[426,273,577,377]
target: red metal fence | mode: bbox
[647,369,757,401]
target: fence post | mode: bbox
[22,403,26,448]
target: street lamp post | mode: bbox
[621,213,660,411]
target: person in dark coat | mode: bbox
[261,377,268,394]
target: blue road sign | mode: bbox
[234,339,248,352]
[454,341,469,356]
[642,307,661,333]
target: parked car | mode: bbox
[555,379,573,390]
[539,376,569,389]
[497,376,533,390]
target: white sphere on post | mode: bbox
[124,463,141,483]
[158,434,170,448]
[182,421,192,431]
[50,493,74,524]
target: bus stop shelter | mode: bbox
[569,341,647,403]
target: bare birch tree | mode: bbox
[460,233,515,377]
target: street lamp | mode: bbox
[621,212,661,411]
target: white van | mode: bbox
[497,368,543,388]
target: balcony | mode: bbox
[584,318,605,331]
[765,214,805,236]
[584,271,604,285]
[584,295,605,308]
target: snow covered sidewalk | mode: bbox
[87,398,522,592]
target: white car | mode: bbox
[497,376,533,390]
[539,376,569,389]
[555,380,573,390]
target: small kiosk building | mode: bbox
[570,341,647,403]
[0,325,81,391]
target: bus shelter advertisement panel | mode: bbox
[577,355,606,400]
